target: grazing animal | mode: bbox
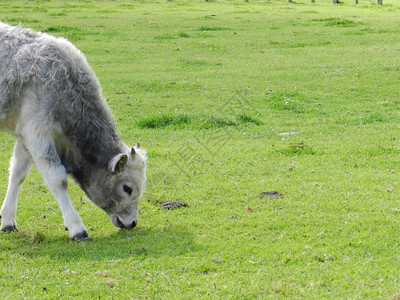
[0,22,146,240]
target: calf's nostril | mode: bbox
[129,221,137,229]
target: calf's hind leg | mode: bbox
[1,140,32,232]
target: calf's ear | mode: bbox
[109,154,128,173]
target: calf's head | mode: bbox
[84,143,147,229]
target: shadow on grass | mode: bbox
[0,225,199,262]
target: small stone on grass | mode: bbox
[259,191,283,198]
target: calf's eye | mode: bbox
[123,185,133,196]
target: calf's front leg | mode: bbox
[22,134,89,241]
[39,162,89,241]
[1,140,32,232]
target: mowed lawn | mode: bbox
[1,0,400,298]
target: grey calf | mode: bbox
[0,22,146,240]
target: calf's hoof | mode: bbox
[2,225,18,233]
[71,231,90,242]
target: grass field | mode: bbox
[1,0,400,298]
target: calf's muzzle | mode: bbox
[115,216,137,229]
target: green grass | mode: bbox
[136,112,262,129]
[1,0,400,298]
